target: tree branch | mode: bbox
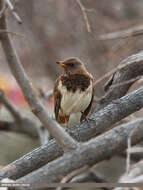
[97,24,143,40]
[0,91,22,122]
[0,10,77,152]
[76,0,91,33]
[96,50,143,110]
[1,86,143,180]
[16,118,143,185]
[4,0,22,24]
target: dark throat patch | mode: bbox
[61,74,90,92]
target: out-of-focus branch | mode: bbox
[76,0,91,33]
[0,91,22,122]
[127,147,143,154]
[0,29,24,37]
[114,161,143,190]
[0,91,39,138]
[56,166,89,190]
[70,170,110,190]
[92,51,143,112]
[0,0,6,18]
[0,11,77,152]
[126,122,141,173]
[95,50,143,111]
[70,170,108,183]
[4,0,22,24]
[16,118,143,185]
[37,126,50,145]
[97,24,143,40]
[39,89,53,104]
[1,86,143,180]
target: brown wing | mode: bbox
[54,78,62,122]
[80,85,94,122]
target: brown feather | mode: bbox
[54,78,62,121]
[54,57,94,126]
[80,91,94,121]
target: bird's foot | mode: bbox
[86,117,95,123]
[81,117,95,124]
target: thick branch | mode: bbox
[97,51,143,110]
[17,118,143,185]
[0,11,77,151]
[0,86,143,180]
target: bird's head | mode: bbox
[56,57,87,75]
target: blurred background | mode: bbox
[0,0,143,183]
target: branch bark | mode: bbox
[96,50,143,110]
[16,118,143,186]
[0,86,143,180]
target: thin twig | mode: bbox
[76,0,91,33]
[93,57,143,89]
[39,89,53,104]
[127,147,143,154]
[0,29,24,37]
[0,11,77,152]
[56,165,89,190]
[97,24,143,41]
[70,170,110,190]
[37,126,50,145]
[126,123,141,173]
[131,160,143,169]
[110,76,142,89]
[4,0,22,24]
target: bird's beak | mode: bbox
[56,61,66,67]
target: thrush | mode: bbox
[54,57,94,127]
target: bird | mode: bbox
[54,57,94,127]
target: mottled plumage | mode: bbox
[54,57,94,127]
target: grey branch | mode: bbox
[0,11,77,151]
[114,161,143,190]
[0,0,6,18]
[4,0,22,24]
[16,118,143,185]
[97,50,143,110]
[97,24,143,40]
[76,0,91,33]
[0,91,22,121]
[0,91,39,138]
[1,85,143,180]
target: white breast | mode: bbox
[58,80,92,127]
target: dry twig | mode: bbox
[4,0,22,24]
[126,123,141,173]
[76,0,91,33]
[0,29,24,37]
[110,76,142,89]
[127,147,143,154]
[56,165,89,190]
[97,24,143,41]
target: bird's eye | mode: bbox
[69,63,74,67]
